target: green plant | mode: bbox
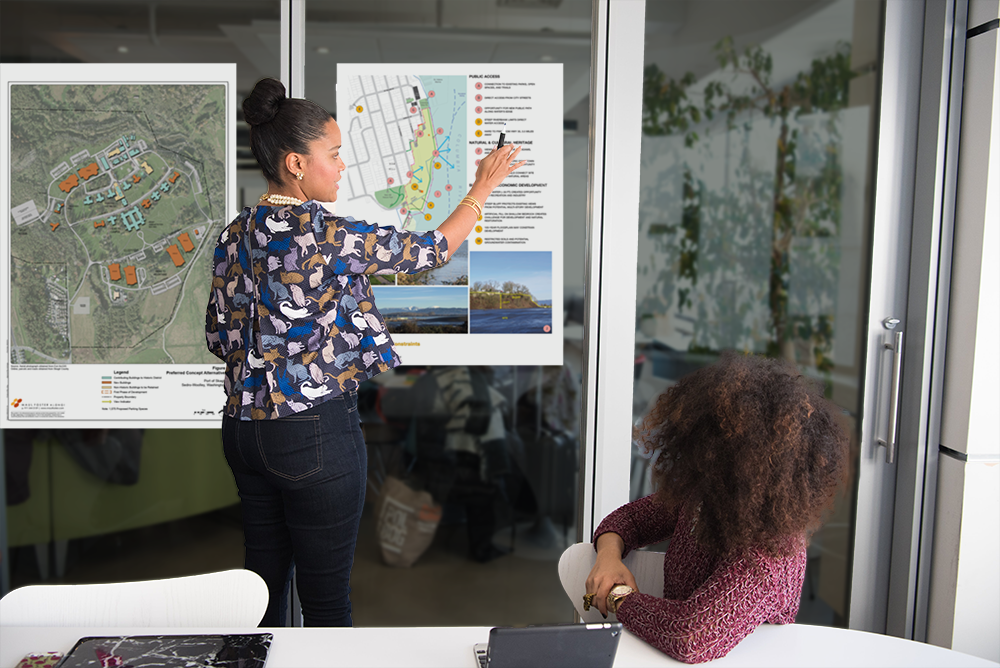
[641,38,854,373]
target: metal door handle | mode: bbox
[877,323,903,464]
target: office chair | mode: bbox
[558,542,665,623]
[0,569,268,627]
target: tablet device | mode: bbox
[474,622,622,668]
[55,634,272,668]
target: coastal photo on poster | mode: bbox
[398,239,469,286]
[373,286,469,334]
[469,250,552,334]
[2,63,235,427]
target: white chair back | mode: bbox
[0,569,268,627]
[558,542,665,623]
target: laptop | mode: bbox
[54,633,272,667]
[474,622,623,668]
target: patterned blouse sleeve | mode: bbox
[315,210,449,276]
[205,289,224,360]
[613,550,801,664]
[593,494,680,558]
[205,243,227,361]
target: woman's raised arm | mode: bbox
[435,144,525,252]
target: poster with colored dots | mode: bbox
[337,64,563,365]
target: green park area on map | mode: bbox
[8,83,226,364]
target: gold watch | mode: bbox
[606,584,635,614]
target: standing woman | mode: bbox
[206,78,524,626]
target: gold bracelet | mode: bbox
[460,195,483,217]
[460,197,482,216]
[459,200,481,216]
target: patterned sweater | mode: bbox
[594,494,806,664]
[206,201,448,420]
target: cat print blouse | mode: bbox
[206,201,448,420]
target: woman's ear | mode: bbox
[284,152,304,181]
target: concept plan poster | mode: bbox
[2,64,235,427]
[337,63,563,366]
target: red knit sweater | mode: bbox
[593,494,806,663]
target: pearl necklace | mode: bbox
[259,193,304,206]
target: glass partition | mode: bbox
[304,0,592,627]
[1,0,281,589]
[631,0,884,628]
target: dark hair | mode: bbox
[242,78,333,185]
[637,351,851,558]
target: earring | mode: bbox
[296,172,304,181]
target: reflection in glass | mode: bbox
[633,1,882,628]
[0,0,278,590]
[304,0,591,628]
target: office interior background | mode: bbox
[0,0,996,662]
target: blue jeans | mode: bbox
[222,390,367,627]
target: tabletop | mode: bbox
[0,623,996,667]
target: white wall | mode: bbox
[928,2,1000,662]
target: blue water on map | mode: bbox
[418,74,467,227]
[470,308,552,334]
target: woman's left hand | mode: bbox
[585,533,639,617]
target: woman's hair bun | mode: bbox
[243,78,286,126]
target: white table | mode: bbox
[0,624,995,667]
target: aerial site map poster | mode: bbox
[336,63,563,366]
[2,64,235,427]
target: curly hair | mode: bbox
[637,351,850,558]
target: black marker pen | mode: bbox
[497,122,507,149]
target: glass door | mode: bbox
[586,0,949,636]
[301,0,594,627]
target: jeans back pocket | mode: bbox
[254,414,322,481]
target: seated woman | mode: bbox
[585,352,850,663]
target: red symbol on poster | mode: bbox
[475,148,482,155]
[475,82,483,90]
[445,184,453,191]
[475,106,483,114]
[543,325,551,333]
[475,94,483,102]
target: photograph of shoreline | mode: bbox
[372,286,468,334]
[469,251,552,334]
[398,240,468,286]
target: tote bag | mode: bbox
[375,476,442,567]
